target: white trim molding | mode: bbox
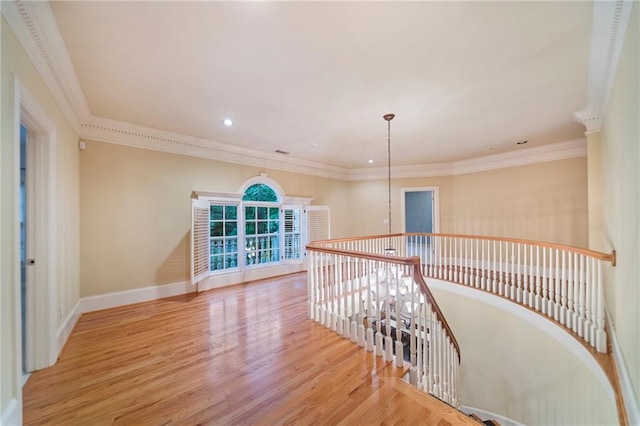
[1,0,594,181]
[1,0,88,132]
[349,138,587,180]
[80,281,194,314]
[15,78,58,371]
[575,0,634,133]
[80,116,350,181]
[606,309,640,425]
[56,300,81,357]
[573,110,603,135]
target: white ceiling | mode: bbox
[47,1,592,169]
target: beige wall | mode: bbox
[346,176,455,236]
[1,18,80,418]
[347,157,588,247]
[601,2,640,412]
[431,284,617,425]
[451,158,588,247]
[79,140,350,297]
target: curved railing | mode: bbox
[307,233,616,409]
[306,238,462,407]
[310,233,616,353]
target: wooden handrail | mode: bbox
[305,244,461,361]
[309,233,617,265]
[411,264,461,360]
[309,231,614,354]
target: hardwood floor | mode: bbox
[23,273,477,425]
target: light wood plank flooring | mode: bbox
[23,272,477,425]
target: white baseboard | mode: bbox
[606,309,640,425]
[53,280,194,369]
[79,280,193,314]
[56,299,82,357]
[0,398,20,426]
[461,405,525,426]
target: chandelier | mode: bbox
[384,113,396,255]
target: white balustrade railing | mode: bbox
[310,233,616,354]
[306,243,461,407]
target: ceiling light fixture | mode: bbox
[383,113,395,253]
[368,159,374,164]
[223,118,233,127]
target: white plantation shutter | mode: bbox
[191,199,210,285]
[283,206,302,260]
[305,206,330,245]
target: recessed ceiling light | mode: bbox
[223,118,233,127]
[368,159,374,164]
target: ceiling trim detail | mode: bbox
[80,116,350,181]
[573,0,634,133]
[2,0,90,132]
[3,0,589,181]
[348,139,587,181]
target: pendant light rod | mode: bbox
[383,113,395,237]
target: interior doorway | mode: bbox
[20,123,35,377]
[402,187,439,234]
[402,187,439,256]
[16,80,58,382]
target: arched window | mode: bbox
[242,183,278,202]
[191,174,325,285]
[242,183,280,266]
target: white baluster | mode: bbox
[553,248,560,321]
[541,247,547,315]
[498,241,504,296]
[573,254,582,334]
[596,262,607,353]
[560,250,567,325]
[473,239,482,288]
[517,243,522,302]
[453,237,458,283]
[535,246,541,310]
[587,257,595,346]
[464,238,469,285]
[442,335,450,403]
[578,255,586,338]
[492,241,497,293]
[481,239,486,290]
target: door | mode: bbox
[405,191,434,234]
[20,123,36,374]
[402,187,439,256]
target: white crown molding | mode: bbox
[574,0,634,133]
[3,0,590,182]
[451,139,587,176]
[2,0,90,132]
[80,115,351,181]
[348,139,587,181]
[573,110,603,135]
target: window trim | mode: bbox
[191,176,314,278]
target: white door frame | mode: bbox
[401,186,440,234]
[14,78,57,382]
